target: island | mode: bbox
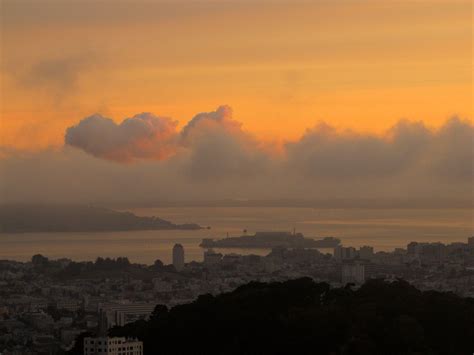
[200,231,340,249]
[0,204,203,233]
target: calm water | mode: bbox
[0,207,472,264]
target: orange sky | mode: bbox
[1,0,472,151]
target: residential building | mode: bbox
[84,337,143,355]
[99,303,157,331]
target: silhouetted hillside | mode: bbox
[109,278,474,355]
[0,204,202,232]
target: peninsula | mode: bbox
[0,205,202,233]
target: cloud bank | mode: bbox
[64,106,473,181]
[1,106,472,204]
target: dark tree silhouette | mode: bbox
[109,278,474,354]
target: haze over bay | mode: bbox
[0,207,471,264]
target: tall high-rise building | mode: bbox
[172,243,185,271]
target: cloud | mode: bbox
[285,117,473,184]
[177,106,269,179]
[181,105,241,140]
[1,107,472,204]
[423,117,474,181]
[285,120,430,179]
[18,54,99,101]
[63,106,473,184]
[65,106,269,178]
[65,113,179,162]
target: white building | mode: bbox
[84,337,143,355]
[172,243,185,271]
[341,263,365,285]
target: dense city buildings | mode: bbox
[203,249,223,265]
[0,236,473,353]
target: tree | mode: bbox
[109,278,474,355]
[67,331,94,355]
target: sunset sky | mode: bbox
[2,0,472,150]
[0,0,472,204]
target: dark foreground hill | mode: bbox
[107,278,474,355]
[0,204,202,232]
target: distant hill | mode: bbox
[107,278,474,355]
[0,205,202,232]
